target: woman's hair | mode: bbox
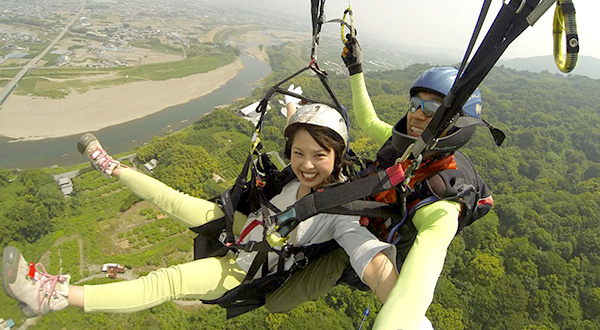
[284,123,353,184]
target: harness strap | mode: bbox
[456,0,493,76]
[274,163,406,237]
[310,0,326,61]
[233,218,292,282]
[324,200,402,219]
[238,240,287,282]
[243,248,269,283]
[387,196,438,245]
[237,220,262,244]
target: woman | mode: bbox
[2,103,398,318]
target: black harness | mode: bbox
[337,147,493,290]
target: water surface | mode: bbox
[0,53,271,169]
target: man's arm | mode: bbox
[350,72,393,145]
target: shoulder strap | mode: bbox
[274,163,406,237]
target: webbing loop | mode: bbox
[310,0,326,62]
[341,6,354,44]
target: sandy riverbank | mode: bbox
[0,59,244,141]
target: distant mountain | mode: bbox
[498,55,600,79]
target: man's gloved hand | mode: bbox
[341,35,363,75]
[284,84,303,106]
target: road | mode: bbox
[0,7,84,108]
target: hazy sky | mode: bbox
[255,0,600,60]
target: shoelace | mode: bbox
[34,263,67,315]
[91,148,116,173]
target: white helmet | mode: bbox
[284,103,349,147]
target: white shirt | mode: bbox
[236,180,396,281]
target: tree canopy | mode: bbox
[1,44,600,329]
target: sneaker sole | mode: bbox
[77,133,99,156]
[1,246,21,299]
[2,247,40,318]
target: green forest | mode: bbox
[1,41,600,329]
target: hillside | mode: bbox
[498,55,600,79]
[1,43,600,329]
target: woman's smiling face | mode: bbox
[290,128,335,194]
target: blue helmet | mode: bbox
[410,67,482,119]
[391,67,485,155]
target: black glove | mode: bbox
[341,35,363,75]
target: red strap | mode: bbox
[237,219,263,244]
[385,163,405,187]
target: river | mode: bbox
[0,52,272,169]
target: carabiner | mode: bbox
[553,0,578,72]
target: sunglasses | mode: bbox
[409,96,442,118]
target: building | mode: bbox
[101,263,126,279]
[0,318,15,329]
[144,159,158,172]
[57,177,73,196]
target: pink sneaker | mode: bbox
[2,247,70,317]
[77,133,120,177]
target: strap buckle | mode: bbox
[273,206,299,237]
[294,251,308,269]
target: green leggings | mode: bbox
[84,169,248,312]
[84,169,348,313]
[84,252,245,312]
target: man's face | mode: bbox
[406,92,444,137]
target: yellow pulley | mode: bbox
[553,0,578,73]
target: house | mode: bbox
[57,177,73,196]
[0,318,15,329]
[101,263,126,279]
[144,159,158,172]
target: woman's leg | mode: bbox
[114,168,246,234]
[264,248,350,312]
[79,133,246,233]
[3,247,245,315]
[82,252,245,313]
[117,168,224,228]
